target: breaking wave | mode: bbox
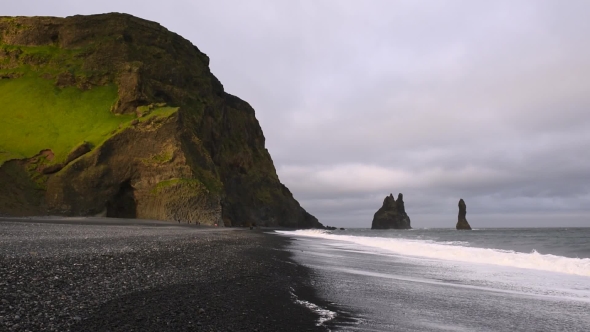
[277,229,590,277]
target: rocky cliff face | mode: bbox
[456,199,472,230]
[0,13,322,228]
[371,193,411,229]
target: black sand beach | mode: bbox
[0,218,335,332]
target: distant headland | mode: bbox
[0,13,322,229]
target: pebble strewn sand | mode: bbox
[0,220,328,332]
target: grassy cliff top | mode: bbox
[0,69,178,166]
[0,13,219,168]
[0,73,121,165]
[0,18,184,166]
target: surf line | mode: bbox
[289,287,337,327]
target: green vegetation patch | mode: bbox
[151,151,173,163]
[141,147,174,166]
[152,175,222,196]
[0,74,125,165]
[0,43,181,167]
[0,45,87,75]
[151,178,203,194]
[139,106,178,121]
[193,168,223,194]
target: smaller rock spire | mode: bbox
[456,198,472,230]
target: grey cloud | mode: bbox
[4,0,590,227]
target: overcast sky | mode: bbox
[5,1,590,227]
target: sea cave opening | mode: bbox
[106,179,137,218]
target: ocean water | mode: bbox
[276,228,590,331]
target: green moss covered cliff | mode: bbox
[0,13,322,228]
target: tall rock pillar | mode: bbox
[456,198,472,230]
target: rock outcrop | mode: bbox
[0,13,323,228]
[371,193,411,229]
[456,198,472,230]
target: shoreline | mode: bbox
[0,219,341,331]
[0,216,319,231]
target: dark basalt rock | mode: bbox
[0,72,23,79]
[41,163,63,175]
[371,193,411,229]
[64,142,92,165]
[456,198,472,230]
[39,142,91,177]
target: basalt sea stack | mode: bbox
[371,193,411,229]
[456,198,472,230]
[0,13,322,228]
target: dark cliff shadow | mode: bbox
[106,179,137,218]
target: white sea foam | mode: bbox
[289,287,336,327]
[277,230,590,277]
